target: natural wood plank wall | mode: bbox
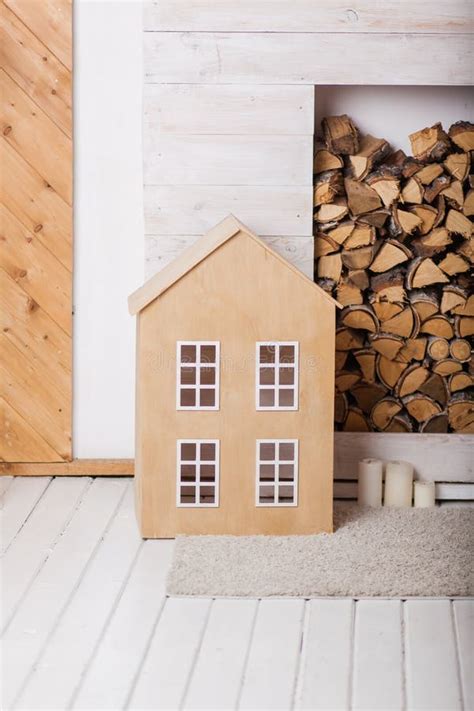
[0,0,72,462]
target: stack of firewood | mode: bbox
[313,116,473,433]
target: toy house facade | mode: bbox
[129,216,339,538]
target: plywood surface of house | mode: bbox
[0,0,72,462]
[134,227,336,536]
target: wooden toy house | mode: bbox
[128,216,340,538]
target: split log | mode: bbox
[452,294,474,316]
[370,397,403,430]
[349,135,390,179]
[336,278,363,306]
[341,245,375,270]
[408,204,438,235]
[401,176,424,204]
[366,172,400,207]
[440,285,468,314]
[449,372,474,393]
[420,314,454,340]
[314,233,340,258]
[344,224,375,249]
[449,338,471,363]
[322,115,359,155]
[424,175,451,204]
[317,253,342,281]
[351,382,387,414]
[396,338,427,363]
[335,351,348,371]
[444,152,470,182]
[409,290,439,321]
[454,316,474,338]
[353,348,376,383]
[371,300,404,322]
[463,189,474,216]
[457,239,474,264]
[326,222,355,245]
[396,364,430,397]
[340,305,379,333]
[314,170,344,206]
[336,371,361,392]
[315,199,349,224]
[393,208,422,235]
[405,257,449,288]
[376,355,408,389]
[438,252,470,276]
[409,123,451,162]
[381,305,418,339]
[440,180,464,209]
[448,121,474,151]
[445,209,473,238]
[370,240,411,273]
[348,269,369,290]
[426,337,450,361]
[384,412,413,432]
[335,327,365,351]
[415,163,444,185]
[334,391,348,423]
[370,268,406,302]
[432,359,463,376]
[357,209,391,228]
[411,227,452,258]
[419,373,449,407]
[403,394,442,423]
[345,178,382,216]
[421,413,449,433]
[343,407,370,432]
[369,333,404,360]
[314,144,344,174]
[448,393,474,432]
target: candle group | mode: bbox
[357,458,435,508]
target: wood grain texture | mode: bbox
[144,32,474,85]
[144,0,473,33]
[0,1,72,463]
[0,459,134,476]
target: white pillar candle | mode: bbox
[414,481,436,508]
[384,460,414,507]
[358,458,383,506]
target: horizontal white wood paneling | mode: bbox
[144,33,474,85]
[144,84,314,134]
[144,1,473,33]
[334,433,473,483]
[145,235,314,279]
[144,134,313,185]
[144,185,313,236]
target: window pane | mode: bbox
[279,442,295,461]
[180,389,196,407]
[259,464,275,481]
[181,345,196,363]
[259,344,276,363]
[259,485,275,504]
[259,367,275,385]
[180,366,196,385]
[200,486,215,504]
[200,366,216,385]
[200,344,216,364]
[181,464,196,481]
[180,486,196,504]
[259,389,275,408]
[279,464,294,481]
[200,464,215,482]
[279,367,294,385]
[200,442,216,461]
[279,389,294,408]
[199,389,215,407]
[278,485,294,504]
[181,443,196,461]
[280,345,295,364]
[260,442,275,461]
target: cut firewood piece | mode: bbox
[396,337,427,363]
[336,278,363,306]
[317,252,342,281]
[326,221,355,245]
[348,269,369,290]
[349,134,390,179]
[424,175,451,204]
[408,205,438,235]
[411,227,452,258]
[409,122,451,162]
[449,338,471,363]
[335,370,362,392]
[340,304,379,333]
[351,382,388,414]
[371,268,406,303]
[403,394,442,423]
[369,333,404,360]
[314,170,344,206]
[382,305,419,339]
[419,373,449,407]
[440,180,464,209]
[376,355,408,389]
[385,149,407,168]
[322,114,359,155]
[341,245,375,270]
[441,286,468,315]
[448,393,474,432]
[420,315,454,340]
[315,278,336,295]
[358,209,390,228]
[455,316,474,338]
[370,397,403,430]
[421,412,449,433]
[336,327,365,351]
[335,351,348,371]
[396,364,430,398]
[371,300,404,322]
[405,257,449,288]
[354,348,377,383]
[384,413,413,432]
[402,157,423,179]
[345,177,382,216]
[444,152,470,181]
[334,391,348,423]
[438,252,470,276]
[314,233,340,258]
[448,121,474,151]
[315,198,349,224]
[370,239,412,273]
[343,407,370,432]
[426,337,450,361]
[433,195,446,228]
[449,371,474,393]
[344,224,375,249]
[463,189,474,217]
[401,176,424,204]
[457,238,474,264]
[432,359,463,376]
[446,208,473,238]
[409,289,439,321]
[366,173,400,207]
[394,208,422,235]
[415,163,444,185]
[314,144,344,174]
[452,294,474,316]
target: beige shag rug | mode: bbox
[167,504,474,597]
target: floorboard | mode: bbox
[0,476,51,555]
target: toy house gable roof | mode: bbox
[128,215,341,315]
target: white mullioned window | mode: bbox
[176,439,220,507]
[256,342,299,410]
[256,439,298,506]
[177,341,220,410]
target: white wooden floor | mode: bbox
[1,476,472,711]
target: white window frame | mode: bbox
[255,439,299,507]
[176,439,220,508]
[255,341,299,411]
[176,341,220,411]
